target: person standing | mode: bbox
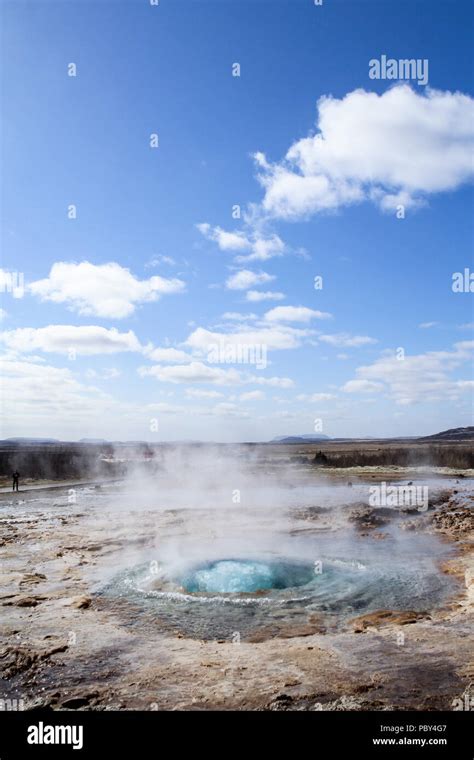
[12,470,20,492]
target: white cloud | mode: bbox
[185,325,312,352]
[145,255,176,267]
[343,379,385,394]
[0,325,142,355]
[246,290,285,302]
[319,333,377,347]
[252,376,293,388]
[225,269,275,290]
[85,367,121,380]
[146,402,185,414]
[418,321,439,329]
[297,392,336,402]
[28,261,185,319]
[145,347,193,363]
[197,224,285,262]
[221,312,258,321]
[208,403,250,418]
[197,223,250,251]
[139,361,243,386]
[342,341,474,404]
[185,389,225,399]
[139,361,293,388]
[239,390,266,401]
[0,357,119,426]
[254,85,474,218]
[235,234,285,263]
[264,305,332,323]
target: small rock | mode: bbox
[3,596,44,608]
[71,596,91,609]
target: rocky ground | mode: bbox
[0,476,472,712]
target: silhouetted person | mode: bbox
[12,471,20,492]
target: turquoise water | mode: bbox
[180,559,315,593]
[100,541,456,641]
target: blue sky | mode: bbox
[1,0,473,441]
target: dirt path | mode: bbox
[0,478,123,496]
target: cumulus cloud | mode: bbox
[28,261,185,319]
[145,255,176,268]
[209,402,250,418]
[144,347,193,363]
[85,367,121,380]
[254,85,474,218]
[185,325,312,352]
[235,234,285,263]
[245,290,285,302]
[264,305,332,323]
[196,224,250,251]
[239,390,266,401]
[221,312,258,321]
[0,325,142,355]
[197,224,285,262]
[225,269,275,290]
[341,341,474,404]
[319,333,377,347]
[146,402,185,414]
[297,392,337,402]
[139,361,243,385]
[139,361,293,388]
[343,379,385,394]
[185,388,225,399]
[0,357,120,427]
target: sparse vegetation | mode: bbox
[298,443,474,469]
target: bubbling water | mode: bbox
[180,559,315,593]
[100,542,455,641]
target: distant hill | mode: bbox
[0,437,61,444]
[418,426,474,441]
[271,434,331,444]
[78,438,109,444]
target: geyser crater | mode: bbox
[179,558,315,594]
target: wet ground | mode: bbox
[0,467,472,711]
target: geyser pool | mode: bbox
[101,541,455,641]
[97,480,459,642]
[180,559,315,594]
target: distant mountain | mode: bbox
[0,437,61,444]
[271,434,331,444]
[78,438,109,444]
[418,426,474,441]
